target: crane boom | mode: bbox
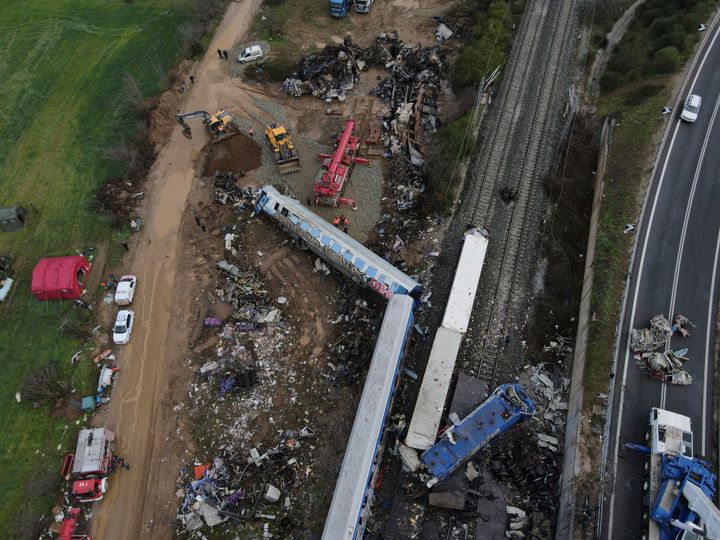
[682,480,720,539]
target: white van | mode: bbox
[237,45,263,63]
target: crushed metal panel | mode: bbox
[198,500,225,527]
[449,372,489,420]
[405,326,463,450]
[428,468,468,509]
[435,23,453,42]
[440,229,489,334]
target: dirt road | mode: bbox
[90,1,261,538]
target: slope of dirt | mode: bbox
[202,132,262,175]
[89,1,263,539]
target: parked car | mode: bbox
[114,275,137,305]
[680,94,702,123]
[0,277,13,303]
[113,309,135,344]
[237,45,263,63]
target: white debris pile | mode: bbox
[526,363,569,442]
[176,259,326,537]
[630,314,672,352]
[631,314,695,385]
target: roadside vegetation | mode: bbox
[0,1,223,535]
[583,0,716,404]
[427,0,525,211]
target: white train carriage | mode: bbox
[406,227,489,450]
[322,294,415,539]
[255,185,421,300]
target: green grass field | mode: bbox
[0,1,192,534]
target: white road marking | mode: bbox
[662,92,720,416]
[607,24,720,537]
[704,227,720,455]
[607,121,680,537]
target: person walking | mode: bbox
[217,49,223,59]
[223,50,229,60]
[189,75,195,84]
[248,126,254,137]
[121,241,129,251]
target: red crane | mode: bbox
[313,119,369,207]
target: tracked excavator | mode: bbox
[265,123,301,175]
[175,109,238,143]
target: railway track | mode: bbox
[464,0,578,385]
[469,0,549,222]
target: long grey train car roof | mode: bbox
[256,185,421,298]
[322,294,415,539]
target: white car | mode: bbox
[113,309,135,344]
[114,275,137,305]
[680,94,701,123]
[237,45,263,63]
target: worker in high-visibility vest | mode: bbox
[342,216,349,234]
[332,216,340,227]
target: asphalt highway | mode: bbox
[600,22,720,539]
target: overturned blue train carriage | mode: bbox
[421,383,536,482]
[255,185,421,300]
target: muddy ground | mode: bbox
[83,0,463,538]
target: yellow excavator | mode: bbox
[175,109,238,143]
[265,123,301,175]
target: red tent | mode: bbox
[31,256,91,301]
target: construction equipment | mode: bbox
[420,383,535,483]
[63,428,116,503]
[314,119,368,207]
[265,124,301,175]
[175,110,238,143]
[624,408,720,539]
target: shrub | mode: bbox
[600,70,622,92]
[652,46,680,73]
[622,83,664,106]
[451,1,518,91]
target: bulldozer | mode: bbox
[175,109,238,143]
[265,123,301,175]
